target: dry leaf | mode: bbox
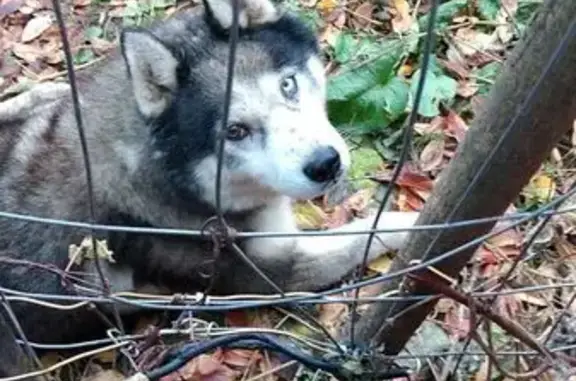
[474,359,491,381]
[93,349,117,364]
[453,28,497,57]
[396,187,425,211]
[11,42,43,63]
[327,8,347,28]
[73,0,91,6]
[21,14,53,42]
[414,117,444,135]
[524,173,556,203]
[350,2,374,29]
[316,0,337,13]
[222,349,261,368]
[342,188,374,214]
[515,292,547,307]
[322,205,349,228]
[486,228,521,249]
[496,294,520,318]
[318,302,347,336]
[420,138,445,172]
[443,110,469,142]
[68,236,116,265]
[90,37,114,55]
[179,353,239,381]
[439,56,469,79]
[391,0,413,33]
[501,0,518,12]
[82,370,125,381]
[0,0,23,15]
[495,15,514,44]
[367,254,392,273]
[293,200,327,230]
[319,24,340,46]
[443,305,470,339]
[456,79,479,98]
[300,0,318,7]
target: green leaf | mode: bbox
[328,77,410,133]
[472,61,503,94]
[349,147,383,189]
[85,26,103,39]
[410,68,457,118]
[327,40,404,101]
[333,33,356,65]
[73,48,95,65]
[418,0,468,30]
[379,76,410,119]
[477,0,500,20]
[516,1,541,30]
[326,39,411,134]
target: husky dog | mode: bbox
[0,0,419,377]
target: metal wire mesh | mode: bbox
[0,0,575,380]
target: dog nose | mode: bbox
[303,146,341,183]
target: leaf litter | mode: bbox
[3,0,576,380]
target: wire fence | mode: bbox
[1,0,575,380]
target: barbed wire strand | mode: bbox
[349,0,440,348]
[6,278,576,313]
[1,185,574,316]
[0,204,574,239]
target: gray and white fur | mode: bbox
[0,0,419,377]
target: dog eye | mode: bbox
[226,123,250,141]
[280,75,298,100]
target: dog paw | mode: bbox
[368,210,420,252]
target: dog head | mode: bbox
[120,0,350,212]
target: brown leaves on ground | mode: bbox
[158,348,275,381]
[0,0,188,95]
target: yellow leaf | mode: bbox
[393,0,410,16]
[367,254,393,273]
[292,201,327,230]
[524,174,556,203]
[317,0,337,13]
[398,63,414,77]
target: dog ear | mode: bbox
[120,28,179,118]
[203,0,280,30]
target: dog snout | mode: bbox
[303,145,341,183]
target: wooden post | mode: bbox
[346,0,576,355]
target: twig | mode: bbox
[407,270,576,366]
[37,56,107,83]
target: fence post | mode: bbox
[345,0,576,355]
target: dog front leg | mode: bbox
[284,211,419,291]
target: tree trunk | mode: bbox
[345,0,576,355]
